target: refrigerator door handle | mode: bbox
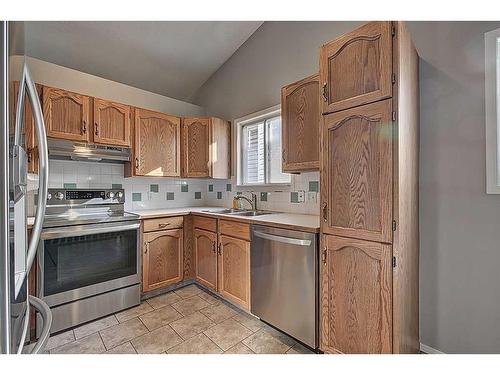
[26,296,52,354]
[23,64,49,274]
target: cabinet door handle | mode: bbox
[81,120,87,134]
[94,121,99,136]
[144,242,149,254]
[212,241,216,253]
[158,223,170,228]
[322,82,328,102]
[135,157,139,170]
[322,247,327,266]
[217,243,222,255]
[322,202,328,222]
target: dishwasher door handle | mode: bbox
[252,230,312,246]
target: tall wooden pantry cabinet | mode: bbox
[319,21,419,354]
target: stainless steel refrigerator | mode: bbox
[1,21,51,354]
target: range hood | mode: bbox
[48,138,131,163]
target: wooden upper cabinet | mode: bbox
[320,234,392,354]
[194,228,218,291]
[132,108,181,177]
[321,99,393,243]
[182,117,230,179]
[218,235,250,310]
[93,98,131,146]
[42,86,91,142]
[319,21,393,114]
[142,228,183,292]
[281,74,320,172]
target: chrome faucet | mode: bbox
[234,193,257,211]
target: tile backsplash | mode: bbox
[44,159,320,215]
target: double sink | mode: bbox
[201,208,273,217]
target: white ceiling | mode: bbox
[24,21,263,102]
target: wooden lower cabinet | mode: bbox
[320,234,392,354]
[142,228,183,292]
[218,235,250,310]
[194,228,218,291]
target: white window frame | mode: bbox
[234,104,291,187]
[485,27,500,193]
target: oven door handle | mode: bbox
[41,222,140,239]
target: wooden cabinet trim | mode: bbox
[219,220,250,241]
[143,216,184,232]
[193,215,217,232]
[92,98,131,146]
[182,117,212,178]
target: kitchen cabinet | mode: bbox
[42,86,91,142]
[142,228,184,292]
[182,117,230,179]
[319,21,392,114]
[128,107,181,177]
[218,234,250,310]
[92,98,131,146]
[281,74,320,172]
[320,99,393,244]
[319,22,420,354]
[194,228,218,291]
[320,234,392,354]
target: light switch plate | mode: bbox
[307,191,317,202]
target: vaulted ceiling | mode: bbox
[24,21,263,102]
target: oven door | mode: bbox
[37,221,140,307]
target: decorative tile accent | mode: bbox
[166,192,175,200]
[112,183,122,189]
[290,192,299,203]
[236,191,242,195]
[181,184,189,192]
[308,181,319,192]
[132,193,142,202]
[217,192,223,200]
[195,192,202,199]
[208,184,214,192]
[226,183,232,192]
[63,183,77,189]
[150,184,159,193]
[260,192,268,202]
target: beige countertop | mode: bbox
[129,206,320,233]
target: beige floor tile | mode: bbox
[203,318,253,351]
[131,325,183,354]
[45,330,75,351]
[286,343,314,354]
[115,303,153,323]
[147,292,181,309]
[100,318,148,350]
[224,342,255,354]
[232,313,266,333]
[198,291,220,305]
[139,305,182,331]
[171,295,210,315]
[51,333,105,354]
[174,284,202,299]
[74,315,119,340]
[200,302,237,323]
[243,330,291,354]
[105,342,137,354]
[169,311,215,339]
[261,325,297,347]
[168,333,222,354]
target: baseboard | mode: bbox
[420,343,445,354]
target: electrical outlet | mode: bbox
[307,192,317,202]
[297,190,305,203]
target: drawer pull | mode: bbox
[158,223,170,228]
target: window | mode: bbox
[485,27,500,193]
[236,106,291,186]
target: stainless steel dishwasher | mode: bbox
[251,225,318,349]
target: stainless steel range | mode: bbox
[36,188,141,334]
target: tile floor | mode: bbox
[36,284,315,354]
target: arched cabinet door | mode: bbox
[319,21,393,114]
[142,229,183,292]
[182,117,211,178]
[194,228,217,291]
[42,86,91,142]
[93,98,131,146]
[320,234,392,354]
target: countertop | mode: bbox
[129,206,320,233]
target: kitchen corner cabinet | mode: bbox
[92,98,131,146]
[128,107,181,177]
[319,22,420,354]
[182,117,231,179]
[142,227,184,293]
[281,74,320,172]
[194,228,218,291]
[319,21,392,115]
[42,86,91,142]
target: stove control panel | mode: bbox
[66,190,106,200]
[46,188,126,205]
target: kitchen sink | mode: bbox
[201,208,273,216]
[229,210,273,216]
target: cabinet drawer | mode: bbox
[193,215,217,232]
[143,216,183,232]
[219,220,250,241]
